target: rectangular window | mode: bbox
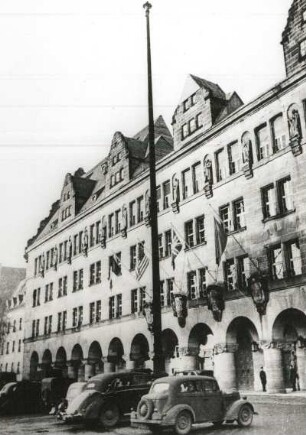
[216,148,227,181]
[199,268,206,298]
[96,220,101,243]
[59,243,63,263]
[58,278,63,297]
[220,205,230,233]
[130,245,137,270]
[72,308,78,327]
[63,276,67,296]
[164,230,172,257]
[183,99,190,112]
[237,256,250,291]
[78,307,83,326]
[225,259,236,291]
[286,240,302,277]
[277,177,293,214]
[196,215,205,244]
[233,198,245,230]
[271,115,286,153]
[109,213,114,237]
[192,162,203,194]
[182,123,189,139]
[140,287,146,312]
[158,235,163,259]
[73,269,83,292]
[166,278,174,306]
[129,201,136,226]
[261,184,277,219]
[160,281,165,307]
[78,231,83,254]
[182,168,192,199]
[300,39,306,58]
[137,196,144,223]
[228,141,241,175]
[189,118,196,133]
[256,124,270,160]
[115,209,121,234]
[269,244,283,280]
[63,311,67,331]
[116,294,122,318]
[185,220,194,248]
[109,296,115,319]
[131,289,138,313]
[187,271,197,300]
[63,240,68,261]
[48,315,52,335]
[89,264,95,286]
[35,319,39,337]
[156,186,161,213]
[163,180,170,209]
[90,224,95,247]
[96,301,101,322]
[73,234,78,256]
[57,312,62,332]
[89,302,95,324]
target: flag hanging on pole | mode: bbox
[136,253,149,280]
[214,216,227,266]
[171,231,183,269]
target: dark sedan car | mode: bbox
[0,381,41,415]
[63,369,165,428]
[131,375,257,435]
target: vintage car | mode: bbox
[0,381,41,415]
[131,375,257,435]
[63,369,166,427]
[41,377,74,412]
[57,382,87,419]
[173,369,214,377]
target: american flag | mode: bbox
[171,231,183,269]
[136,254,149,280]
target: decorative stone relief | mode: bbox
[241,131,253,178]
[171,174,180,213]
[248,272,269,315]
[121,205,127,238]
[287,104,303,156]
[203,156,213,198]
[172,293,188,328]
[207,284,225,322]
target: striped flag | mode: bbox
[214,216,227,266]
[171,231,183,269]
[136,254,149,280]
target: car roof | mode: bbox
[153,375,216,384]
[89,369,152,382]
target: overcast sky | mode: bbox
[0,0,293,268]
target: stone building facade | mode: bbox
[22,0,306,393]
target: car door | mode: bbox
[178,380,206,422]
[201,379,223,422]
[128,373,153,413]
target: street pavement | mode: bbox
[0,395,305,435]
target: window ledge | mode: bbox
[228,227,247,236]
[184,241,207,252]
[262,209,295,223]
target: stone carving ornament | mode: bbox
[67,236,73,264]
[121,205,127,238]
[172,293,188,328]
[287,104,303,156]
[171,174,180,213]
[206,284,225,322]
[247,272,269,315]
[100,216,107,248]
[82,227,88,257]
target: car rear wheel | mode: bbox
[174,410,193,435]
[99,403,120,428]
[237,404,253,427]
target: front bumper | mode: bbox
[62,412,84,423]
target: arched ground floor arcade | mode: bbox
[23,286,306,393]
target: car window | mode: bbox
[151,383,170,394]
[131,374,152,386]
[180,381,202,393]
[203,380,219,393]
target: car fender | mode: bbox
[161,404,196,425]
[224,399,254,420]
[83,393,107,420]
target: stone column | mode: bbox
[77,361,85,381]
[103,357,115,373]
[296,347,306,390]
[67,361,76,380]
[213,345,237,391]
[84,360,95,380]
[263,346,285,393]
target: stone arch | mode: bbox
[162,329,178,374]
[30,351,39,381]
[87,341,103,378]
[188,323,213,371]
[108,338,125,371]
[41,349,53,378]
[70,344,84,381]
[226,317,260,391]
[130,333,149,369]
[55,347,67,377]
[272,308,306,389]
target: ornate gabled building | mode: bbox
[22,0,306,393]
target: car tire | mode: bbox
[99,403,120,428]
[174,410,193,435]
[237,404,253,427]
[137,398,154,421]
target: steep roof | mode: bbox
[133,115,173,145]
[190,74,226,100]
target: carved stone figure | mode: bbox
[121,205,127,238]
[143,302,154,332]
[172,176,180,203]
[67,236,73,264]
[242,134,252,164]
[207,284,225,322]
[82,228,88,257]
[145,190,151,226]
[40,254,45,278]
[172,294,188,328]
[204,158,213,185]
[288,108,302,140]
[101,216,107,248]
[53,246,58,270]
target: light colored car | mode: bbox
[131,375,257,435]
[57,382,86,419]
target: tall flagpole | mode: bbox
[143,1,164,374]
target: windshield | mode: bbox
[151,383,170,394]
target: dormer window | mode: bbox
[300,39,306,59]
[183,93,197,112]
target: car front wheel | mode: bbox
[174,410,193,435]
[99,403,120,428]
[237,404,253,427]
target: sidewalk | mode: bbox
[240,389,306,402]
